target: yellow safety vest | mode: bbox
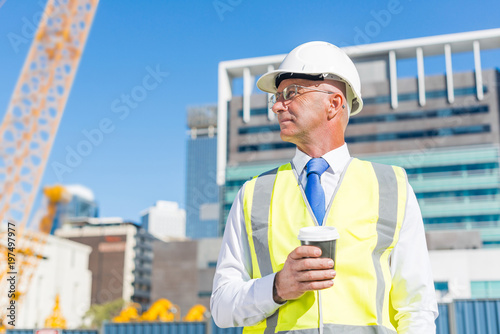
[242,158,408,334]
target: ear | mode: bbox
[326,93,345,121]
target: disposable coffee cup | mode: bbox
[298,226,339,265]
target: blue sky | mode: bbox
[1,0,499,222]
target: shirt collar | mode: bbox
[292,143,351,175]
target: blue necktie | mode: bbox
[305,158,329,225]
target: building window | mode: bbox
[434,281,449,299]
[239,124,280,135]
[483,240,500,247]
[345,124,491,144]
[434,281,449,292]
[363,86,488,105]
[198,291,212,298]
[226,179,248,188]
[238,108,269,117]
[238,142,295,152]
[416,188,500,200]
[424,214,500,226]
[471,281,500,298]
[349,105,489,125]
[406,162,499,177]
[141,213,149,231]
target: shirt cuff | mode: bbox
[254,273,286,316]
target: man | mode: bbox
[211,41,438,333]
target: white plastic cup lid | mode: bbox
[298,226,339,242]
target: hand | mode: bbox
[273,246,336,303]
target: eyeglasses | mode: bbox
[269,84,335,105]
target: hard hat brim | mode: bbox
[257,69,333,94]
[256,69,289,94]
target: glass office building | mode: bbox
[51,184,99,232]
[217,29,500,245]
[363,145,500,247]
[185,105,220,238]
[64,193,99,219]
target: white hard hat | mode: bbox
[257,41,363,116]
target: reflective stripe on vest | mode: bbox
[248,167,280,334]
[243,159,407,334]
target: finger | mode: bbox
[296,269,336,282]
[290,245,322,260]
[295,258,334,272]
[299,279,335,292]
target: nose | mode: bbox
[271,99,286,114]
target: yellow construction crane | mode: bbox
[113,299,181,323]
[44,294,67,329]
[140,299,181,322]
[183,304,209,322]
[39,184,72,234]
[0,0,99,330]
[0,0,99,228]
[112,302,142,323]
[0,185,71,332]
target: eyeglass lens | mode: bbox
[270,85,298,104]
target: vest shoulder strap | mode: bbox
[244,165,283,278]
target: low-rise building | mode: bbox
[55,217,154,312]
[16,232,92,328]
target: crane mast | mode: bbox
[0,0,99,329]
[0,0,99,228]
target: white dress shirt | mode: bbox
[211,144,439,333]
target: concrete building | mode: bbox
[430,248,500,301]
[216,28,500,248]
[140,200,186,240]
[55,218,154,311]
[15,232,92,329]
[185,105,220,238]
[150,238,221,316]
